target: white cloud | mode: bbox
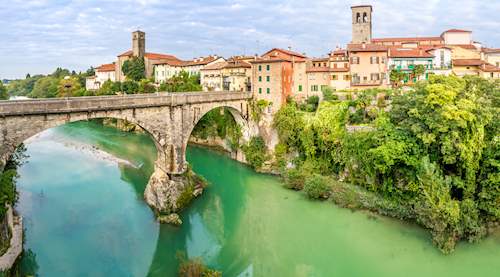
[0,0,499,79]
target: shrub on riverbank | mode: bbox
[177,252,221,277]
[304,174,331,199]
[242,136,268,169]
[274,75,500,253]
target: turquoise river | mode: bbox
[13,121,500,276]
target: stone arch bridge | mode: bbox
[0,91,253,214]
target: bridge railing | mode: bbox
[0,91,252,116]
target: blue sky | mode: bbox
[1,0,499,79]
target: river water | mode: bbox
[14,121,500,276]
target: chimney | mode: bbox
[480,51,485,61]
[288,46,292,51]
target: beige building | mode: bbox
[200,61,227,91]
[452,59,500,78]
[222,57,252,92]
[347,43,389,88]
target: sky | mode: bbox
[0,0,499,79]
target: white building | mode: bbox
[85,63,116,91]
[153,55,225,84]
[427,46,453,75]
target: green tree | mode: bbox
[31,77,59,98]
[163,71,202,92]
[242,136,268,169]
[0,81,8,100]
[389,69,406,88]
[122,57,145,81]
[139,79,156,93]
[412,64,426,81]
[57,77,82,97]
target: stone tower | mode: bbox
[132,30,146,58]
[351,5,372,44]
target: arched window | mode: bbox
[356,13,361,23]
[363,12,368,23]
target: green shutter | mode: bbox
[259,88,262,94]
[258,76,262,82]
[266,65,270,71]
[266,88,270,94]
[299,85,302,92]
[266,76,270,82]
[258,65,262,71]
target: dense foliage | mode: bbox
[121,57,146,81]
[7,68,93,98]
[191,108,242,151]
[242,136,268,169]
[274,75,500,253]
[0,81,7,100]
[177,252,221,277]
[0,145,28,218]
[158,71,202,92]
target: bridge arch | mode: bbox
[0,92,253,214]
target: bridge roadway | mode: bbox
[0,91,252,116]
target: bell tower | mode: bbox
[132,30,146,58]
[351,5,372,44]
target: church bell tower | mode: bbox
[351,5,372,44]
[132,30,146,58]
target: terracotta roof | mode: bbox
[347,43,388,52]
[145,52,178,60]
[201,61,227,71]
[452,59,484,66]
[117,50,178,60]
[481,63,500,72]
[482,48,500,54]
[388,47,434,58]
[372,37,442,43]
[449,44,478,50]
[96,63,115,72]
[249,57,306,64]
[262,48,308,59]
[331,49,348,56]
[224,59,251,69]
[183,56,222,66]
[153,58,185,66]
[443,29,471,33]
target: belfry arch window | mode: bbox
[363,12,368,22]
[356,13,361,23]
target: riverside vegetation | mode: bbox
[198,75,499,254]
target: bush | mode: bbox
[322,86,338,101]
[177,253,221,277]
[284,168,307,190]
[242,136,268,169]
[304,174,331,199]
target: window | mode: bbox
[266,76,270,82]
[266,88,270,94]
[363,12,368,23]
[344,75,350,81]
[350,57,360,64]
[331,74,338,80]
[258,88,262,94]
[258,65,262,71]
[311,85,319,92]
[356,12,361,23]
[258,76,262,82]
[266,64,270,71]
[370,73,380,81]
[298,85,303,92]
